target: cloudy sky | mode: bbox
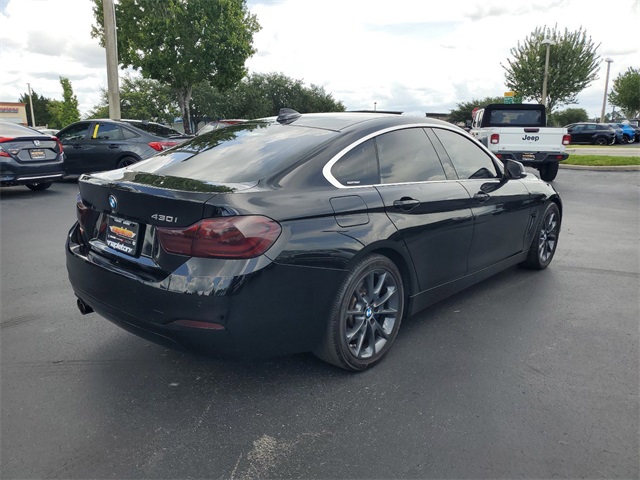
[1,0,638,121]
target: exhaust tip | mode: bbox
[77,298,94,315]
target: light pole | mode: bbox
[541,38,555,109]
[600,58,613,123]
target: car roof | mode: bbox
[259,112,454,132]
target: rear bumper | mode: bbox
[1,156,66,185]
[1,170,65,186]
[495,151,569,166]
[66,223,347,358]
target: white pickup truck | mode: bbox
[470,104,570,181]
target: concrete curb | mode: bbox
[560,164,640,171]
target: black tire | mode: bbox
[622,134,631,144]
[314,254,405,371]
[594,137,607,146]
[539,162,559,182]
[117,156,137,169]
[25,182,52,191]
[523,202,561,270]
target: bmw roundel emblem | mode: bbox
[108,194,118,211]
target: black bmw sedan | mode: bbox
[66,111,562,371]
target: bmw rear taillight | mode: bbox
[76,194,90,234]
[156,216,282,259]
[490,133,500,144]
[148,141,178,151]
[562,134,571,145]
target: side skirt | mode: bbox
[407,251,529,317]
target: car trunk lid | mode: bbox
[76,170,257,274]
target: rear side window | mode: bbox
[331,139,379,186]
[433,128,498,180]
[377,128,446,183]
[122,128,140,140]
[94,123,124,140]
[127,122,181,138]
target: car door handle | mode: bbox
[108,144,120,149]
[393,198,420,211]
[474,192,490,203]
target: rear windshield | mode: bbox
[489,109,542,126]
[124,121,183,138]
[129,121,337,183]
[0,123,47,137]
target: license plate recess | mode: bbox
[106,216,140,256]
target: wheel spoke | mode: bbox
[355,286,368,305]
[375,286,396,307]
[373,272,386,296]
[346,316,366,342]
[373,319,390,340]
[365,273,375,299]
[354,326,366,356]
[377,307,398,315]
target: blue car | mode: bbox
[608,123,636,144]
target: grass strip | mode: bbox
[564,155,640,166]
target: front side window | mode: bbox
[377,128,446,183]
[331,139,379,186]
[433,128,498,180]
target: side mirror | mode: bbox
[503,159,527,179]
[465,119,472,128]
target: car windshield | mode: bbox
[124,121,183,138]
[129,121,337,183]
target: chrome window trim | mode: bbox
[322,123,498,189]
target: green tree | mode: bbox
[503,25,600,113]
[448,96,505,123]
[47,77,80,129]
[18,90,53,127]
[91,0,260,134]
[87,75,179,123]
[192,72,346,122]
[608,67,640,118]
[548,107,589,126]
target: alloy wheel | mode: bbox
[343,268,400,359]
[538,210,559,263]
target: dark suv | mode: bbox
[56,119,191,175]
[565,123,616,145]
[0,122,66,191]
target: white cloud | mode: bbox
[1,0,638,121]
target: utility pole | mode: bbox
[27,83,36,127]
[541,38,555,109]
[600,58,613,123]
[103,0,121,120]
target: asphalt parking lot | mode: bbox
[1,169,638,479]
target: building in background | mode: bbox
[0,102,28,125]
